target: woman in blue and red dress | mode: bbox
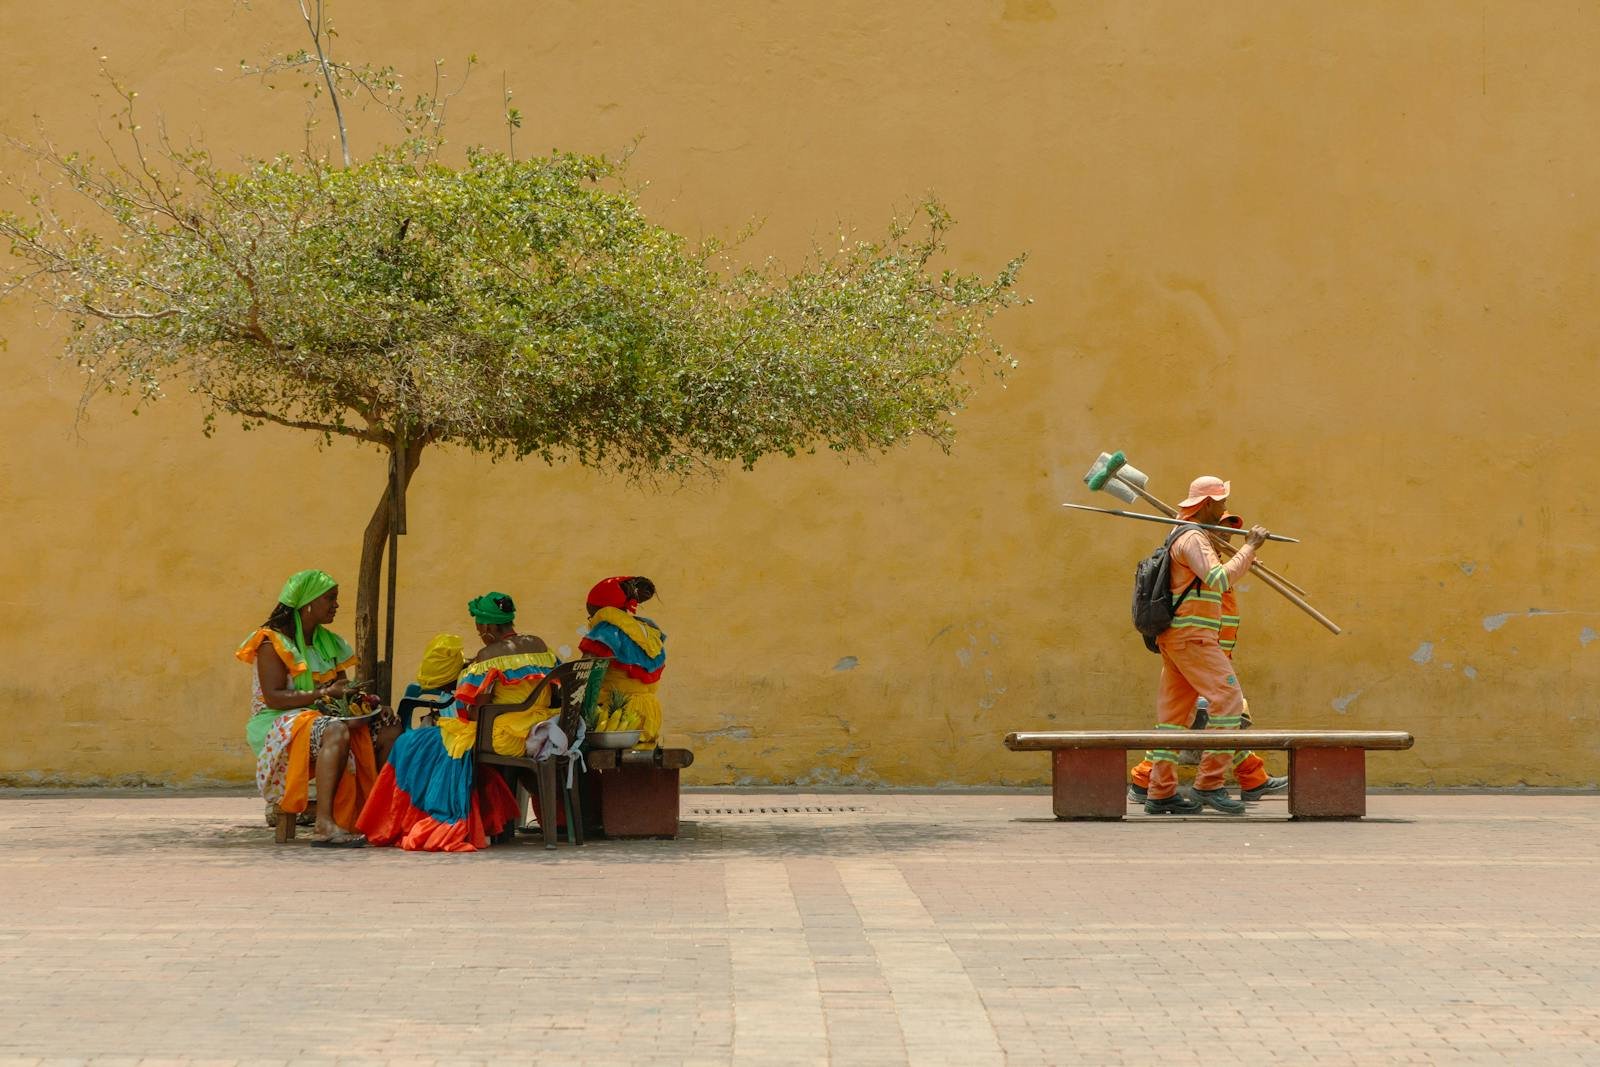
[357,592,557,851]
[580,576,668,747]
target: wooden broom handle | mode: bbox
[1120,479,1340,635]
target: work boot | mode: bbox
[1143,793,1203,815]
[1193,787,1247,815]
[1128,782,1148,801]
[1242,776,1289,801]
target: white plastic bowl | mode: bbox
[588,730,642,750]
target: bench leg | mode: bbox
[272,807,295,844]
[1052,748,1126,820]
[1289,748,1366,819]
[597,767,680,838]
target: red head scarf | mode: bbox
[586,576,638,614]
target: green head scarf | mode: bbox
[468,591,516,626]
[278,569,343,692]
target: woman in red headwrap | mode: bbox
[579,576,667,747]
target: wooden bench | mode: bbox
[583,746,695,838]
[1004,730,1415,820]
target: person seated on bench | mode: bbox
[356,593,556,852]
[395,633,467,729]
[236,569,400,848]
[579,576,667,747]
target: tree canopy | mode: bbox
[3,135,1023,474]
[0,47,1025,690]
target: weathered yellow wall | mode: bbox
[2,1,1596,788]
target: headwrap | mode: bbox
[586,576,639,614]
[276,569,343,692]
[416,634,466,689]
[468,592,516,626]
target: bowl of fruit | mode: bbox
[316,681,386,725]
[588,702,643,749]
[587,729,642,749]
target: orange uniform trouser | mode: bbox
[1130,706,1268,793]
[1131,753,1267,792]
[1144,634,1252,801]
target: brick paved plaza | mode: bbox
[1,790,1596,1065]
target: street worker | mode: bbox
[580,576,667,747]
[236,569,401,847]
[1129,512,1288,804]
[1142,477,1270,815]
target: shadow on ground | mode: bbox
[0,813,986,864]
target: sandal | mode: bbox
[309,831,368,849]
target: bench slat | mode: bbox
[1004,730,1413,752]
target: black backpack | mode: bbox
[1132,525,1203,653]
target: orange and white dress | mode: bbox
[235,627,376,821]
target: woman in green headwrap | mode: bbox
[455,592,561,756]
[236,570,400,847]
[355,592,557,851]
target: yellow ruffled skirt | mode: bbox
[600,673,663,747]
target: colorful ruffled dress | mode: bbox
[580,607,667,746]
[357,647,558,852]
[235,627,376,823]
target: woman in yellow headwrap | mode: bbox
[235,570,400,847]
[396,634,469,729]
[357,593,557,852]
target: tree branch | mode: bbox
[224,401,386,443]
[297,0,351,167]
[79,301,180,322]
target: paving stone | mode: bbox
[0,792,1597,1063]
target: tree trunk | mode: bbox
[355,437,426,700]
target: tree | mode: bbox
[0,15,1026,697]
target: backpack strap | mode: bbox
[1165,524,1204,611]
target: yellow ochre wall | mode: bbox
[1,2,1596,788]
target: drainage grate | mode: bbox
[688,805,866,816]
